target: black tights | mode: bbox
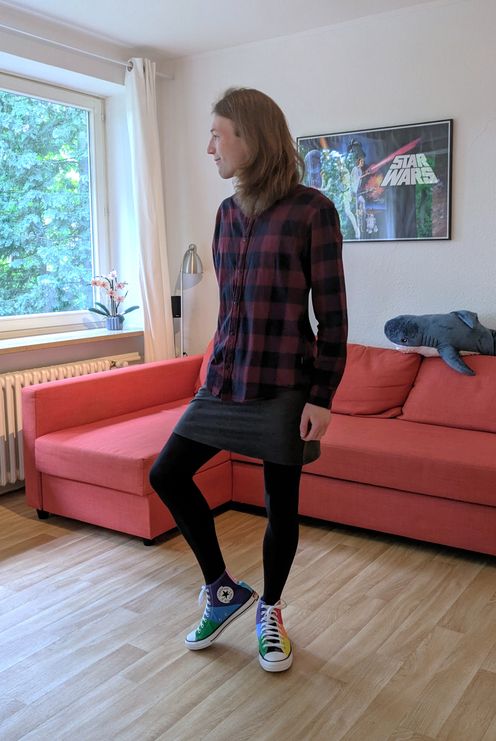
[149,433,301,605]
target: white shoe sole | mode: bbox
[259,650,293,672]
[185,591,258,650]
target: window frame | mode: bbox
[0,71,110,339]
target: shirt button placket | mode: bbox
[224,227,251,393]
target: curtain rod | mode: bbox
[0,21,174,80]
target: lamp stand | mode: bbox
[180,270,184,357]
[179,243,203,357]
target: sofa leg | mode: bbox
[143,537,156,546]
[36,509,50,520]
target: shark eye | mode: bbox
[401,337,408,343]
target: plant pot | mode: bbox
[106,315,124,331]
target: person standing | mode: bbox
[149,87,347,672]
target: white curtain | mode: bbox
[125,58,175,361]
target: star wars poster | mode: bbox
[298,120,452,242]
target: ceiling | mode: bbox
[1,0,438,59]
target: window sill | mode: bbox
[0,326,144,356]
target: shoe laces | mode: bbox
[259,599,287,649]
[197,585,212,630]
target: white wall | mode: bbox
[162,0,496,353]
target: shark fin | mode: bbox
[453,310,479,329]
[438,344,475,375]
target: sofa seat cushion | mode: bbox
[309,414,496,507]
[233,414,496,507]
[35,397,229,496]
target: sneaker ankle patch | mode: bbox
[217,586,234,604]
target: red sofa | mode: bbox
[22,344,496,554]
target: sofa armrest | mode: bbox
[21,353,202,509]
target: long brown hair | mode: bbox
[212,88,303,217]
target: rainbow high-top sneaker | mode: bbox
[256,599,293,672]
[185,571,258,650]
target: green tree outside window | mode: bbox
[0,89,94,317]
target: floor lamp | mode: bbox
[180,243,203,356]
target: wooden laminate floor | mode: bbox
[1,491,496,740]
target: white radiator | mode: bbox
[0,352,141,487]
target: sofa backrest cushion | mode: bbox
[331,344,422,417]
[400,355,496,432]
[195,341,421,416]
[22,356,202,438]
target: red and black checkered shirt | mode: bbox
[205,184,348,408]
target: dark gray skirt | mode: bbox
[173,385,320,466]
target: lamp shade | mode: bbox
[181,243,203,275]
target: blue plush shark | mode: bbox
[384,310,496,375]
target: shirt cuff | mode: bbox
[308,386,333,409]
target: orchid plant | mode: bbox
[88,270,139,319]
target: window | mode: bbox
[0,73,108,337]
